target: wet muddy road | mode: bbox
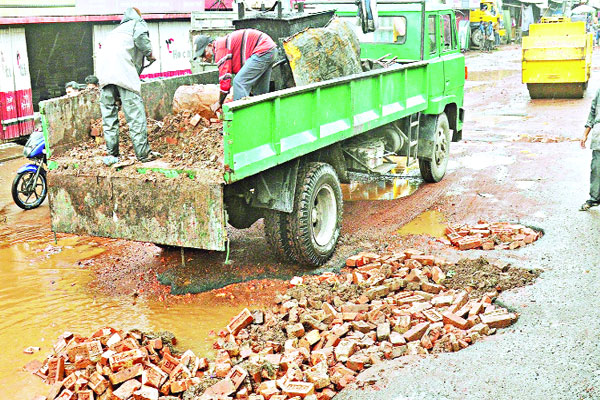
[3,45,600,398]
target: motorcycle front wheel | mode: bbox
[11,169,47,210]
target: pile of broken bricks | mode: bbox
[29,249,519,400]
[444,221,542,251]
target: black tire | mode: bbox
[11,168,47,210]
[285,162,343,267]
[264,210,295,262]
[419,113,450,183]
[471,29,484,49]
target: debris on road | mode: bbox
[441,257,541,298]
[514,134,577,143]
[30,250,527,400]
[445,221,542,250]
[53,111,224,179]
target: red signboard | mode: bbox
[0,27,34,140]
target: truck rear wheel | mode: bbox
[286,162,343,267]
[419,113,450,183]
[264,210,295,262]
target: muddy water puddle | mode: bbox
[342,178,419,201]
[397,210,447,238]
[342,157,421,201]
[0,235,246,398]
[467,69,518,81]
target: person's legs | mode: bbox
[99,85,120,157]
[253,50,277,96]
[581,150,600,210]
[117,86,150,161]
[232,48,276,101]
[590,150,600,202]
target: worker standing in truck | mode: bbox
[193,29,277,114]
[96,7,159,165]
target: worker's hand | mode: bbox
[147,54,157,63]
[210,102,222,115]
[581,137,587,149]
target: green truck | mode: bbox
[44,1,465,267]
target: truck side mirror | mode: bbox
[357,0,378,33]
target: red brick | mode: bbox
[62,372,78,391]
[112,379,142,400]
[403,322,430,342]
[47,356,65,384]
[227,308,254,335]
[421,281,443,294]
[456,236,483,250]
[345,255,363,267]
[283,381,315,398]
[88,371,109,395]
[286,323,305,338]
[442,312,469,330]
[77,390,94,400]
[149,338,163,350]
[133,385,159,400]
[469,302,485,316]
[226,365,248,389]
[412,255,434,266]
[159,353,180,375]
[142,364,169,389]
[480,312,518,329]
[422,309,443,323]
[206,378,236,397]
[109,349,145,372]
[109,364,143,385]
[55,389,75,400]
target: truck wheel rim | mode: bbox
[434,127,448,166]
[312,184,337,247]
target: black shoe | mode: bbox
[139,151,161,163]
[580,200,599,211]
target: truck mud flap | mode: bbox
[48,172,226,251]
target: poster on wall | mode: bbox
[0,29,19,140]
[154,21,192,79]
[1,0,200,17]
[0,27,35,140]
[10,27,35,137]
[93,21,191,81]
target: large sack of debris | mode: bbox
[172,84,221,120]
[283,18,363,86]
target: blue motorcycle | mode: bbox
[11,130,47,210]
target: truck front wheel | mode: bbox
[287,162,343,267]
[419,113,450,183]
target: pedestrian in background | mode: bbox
[84,75,99,89]
[580,88,600,210]
[97,7,159,165]
[65,81,81,96]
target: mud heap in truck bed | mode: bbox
[51,111,224,183]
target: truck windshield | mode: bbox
[342,16,408,44]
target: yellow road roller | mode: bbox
[522,18,592,99]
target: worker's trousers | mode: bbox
[590,150,600,202]
[232,48,277,101]
[100,84,150,160]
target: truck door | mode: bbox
[440,12,465,96]
[427,14,445,100]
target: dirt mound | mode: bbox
[52,111,224,181]
[442,257,541,298]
